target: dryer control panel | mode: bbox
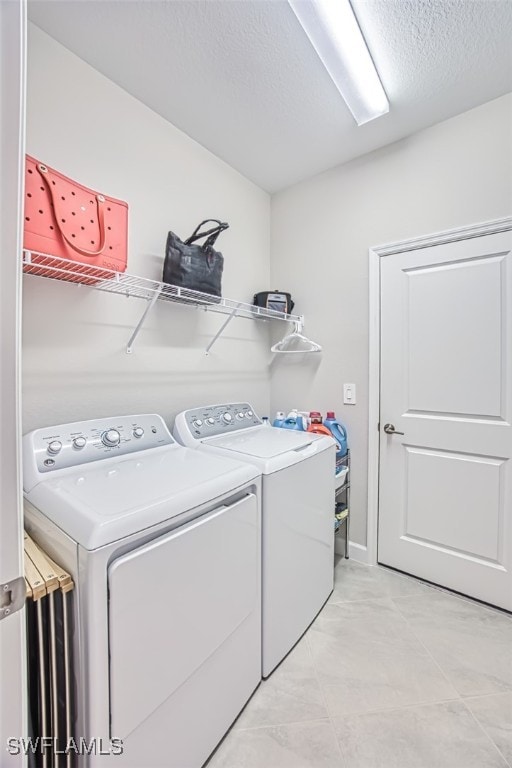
[175,403,262,442]
[23,414,174,480]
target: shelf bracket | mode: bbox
[126,287,162,354]
[205,303,242,356]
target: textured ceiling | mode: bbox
[28,0,512,192]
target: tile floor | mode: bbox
[207,557,512,768]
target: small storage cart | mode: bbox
[334,450,350,558]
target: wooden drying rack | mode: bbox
[24,531,75,768]
[24,531,74,600]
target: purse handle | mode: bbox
[37,164,107,257]
[185,219,229,249]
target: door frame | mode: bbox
[366,215,512,567]
[0,0,27,762]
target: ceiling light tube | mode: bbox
[288,0,389,125]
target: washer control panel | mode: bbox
[25,414,174,476]
[181,403,262,440]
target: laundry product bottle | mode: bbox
[272,411,285,428]
[261,416,270,427]
[323,411,348,472]
[280,409,305,431]
[307,411,333,437]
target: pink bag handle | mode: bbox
[37,163,107,257]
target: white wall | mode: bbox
[23,26,512,547]
[23,24,272,433]
[270,93,512,548]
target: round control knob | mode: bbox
[72,437,86,450]
[193,419,203,428]
[102,429,121,447]
[133,427,144,438]
[247,411,253,417]
[206,418,215,426]
[237,412,244,419]
[47,440,62,455]
[222,413,233,423]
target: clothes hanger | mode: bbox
[271,317,322,354]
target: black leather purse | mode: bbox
[163,219,229,298]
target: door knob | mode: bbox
[383,423,404,435]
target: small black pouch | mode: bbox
[253,290,295,314]
[163,219,229,298]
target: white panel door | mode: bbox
[0,0,27,763]
[378,231,512,610]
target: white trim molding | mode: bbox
[348,541,370,565]
[371,216,512,257]
[0,0,28,761]
[335,538,371,565]
[367,216,512,568]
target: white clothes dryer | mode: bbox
[23,414,261,768]
[173,403,335,677]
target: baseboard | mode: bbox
[348,541,370,564]
[334,537,370,563]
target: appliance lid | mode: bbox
[206,426,323,459]
[24,445,259,550]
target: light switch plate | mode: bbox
[343,383,356,404]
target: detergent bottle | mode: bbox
[280,409,305,431]
[272,411,285,428]
[307,411,332,437]
[323,411,348,473]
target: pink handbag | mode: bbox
[23,155,128,277]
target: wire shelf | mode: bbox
[22,250,300,321]
[22,250,302,353]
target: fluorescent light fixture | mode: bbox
[288,0,389,125]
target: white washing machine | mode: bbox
[173,403,335,677]
[23,414,261,768]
